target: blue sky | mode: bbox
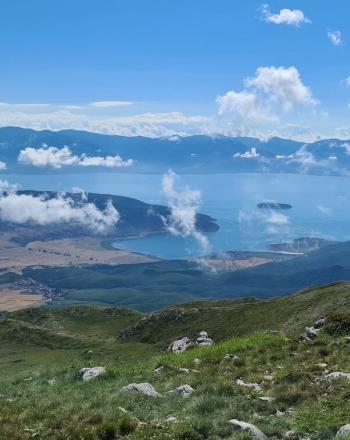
[1,0,350,139]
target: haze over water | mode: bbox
[6,172,350,258]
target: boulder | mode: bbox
[305,326,319,340]
[229,419,267,439]
[336,425,350,438]
[80,367,106,382]
[121,382,160,397]
[314,318,326,329]
[168,337,192,354]
[196,330,214,347]
[326,372,350,382]
[167,384,194,396]
[236,378,262,391]
[258,396,275,402]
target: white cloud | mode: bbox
[0,161,7,170]
[18,145,133,168]
[328,30,342,46]
[345,76,350,86]
[0,183,119,234]
[88,101,134,108]
[217,66,316,125]
[234,148,260,159]
[245,66,317,111]
[266,212,289,225]
[261,5,310,26]
[317,205,332,216]
[161,170,210,254]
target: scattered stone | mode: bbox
[118,407,128,414]
[178,367,200,374]
[167,384,194,397]
[336,425,350,438]
[196,331,214,347]
[325,372,350,382]
[263,374,274,381]
[154,366,164,375]
[193,358,200,365]
[229,419,267,440]
[168,337,192,354]
[163,416,177,424]
[236,379,262,391]
[283,430,297,439]
[121,383,161,397]
[80,367,106,382]
[316,363,328,369]
[305,326,319,340]
[47,379,56,386]
[224,353,240,362]
[258,396,275,402]
[314,318,326,329]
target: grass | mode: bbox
[1,283,350,439]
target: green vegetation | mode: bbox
[1,283,350,439]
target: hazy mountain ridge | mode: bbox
[1,126,350,174]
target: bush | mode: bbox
[325,312,350,336]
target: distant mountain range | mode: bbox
[1,126,350,175]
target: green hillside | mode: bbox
[1,283,350,440]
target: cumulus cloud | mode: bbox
[261,5,310,26]
[328,30,342,46]
[18,145,133,169]
[217,66,316,125]
[161,170,210,254]
[234,148,260,159]
[0,182,119,234]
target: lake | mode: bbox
[4,172,350,258]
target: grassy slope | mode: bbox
[1,283,350,439]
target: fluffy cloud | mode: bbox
[161,170,210,254]
[234,148,260,159]
[217,66,316,124]
[245,66,317,111]
[328,30,342,46]
[0,161,7,170]
[0,183,119,234]
[261,5,310,26]
[18,145,133,169]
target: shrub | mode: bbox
[325,311,350,336]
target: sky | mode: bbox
[1,0,350,140]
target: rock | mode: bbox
[258,396,275,402]
[316,363,328,369]
[314,318,326,329]
[177,367,200,374]
[336,425,350,438]
[236,379,262,391]
[168,337,192,354]
[326,372,350,382]
[229,419,267,439]
[224,353,240,362]
[193,358,201,365]
[196,330,214,347]
[263,374,274,381]
[154,366,164,375]
[163,416,177,424]
[121,382,160,397]
[80,367,106,382]
[47,379,56,386]
[305,326,319,340]
[167,384,194,396]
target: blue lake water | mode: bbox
[4,172,350,258]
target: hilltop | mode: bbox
[1,283,350,439]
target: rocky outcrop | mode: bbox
[325,372,350,382]
[229,419,267,439]
[224,353,240,362]
[121,383,160,397]
[167,337,193,353]
[196,331,214,347]
[80,367,106,382]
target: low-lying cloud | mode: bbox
[18,145,133,169]
[0,182,119,233]
[161,170,210,254]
